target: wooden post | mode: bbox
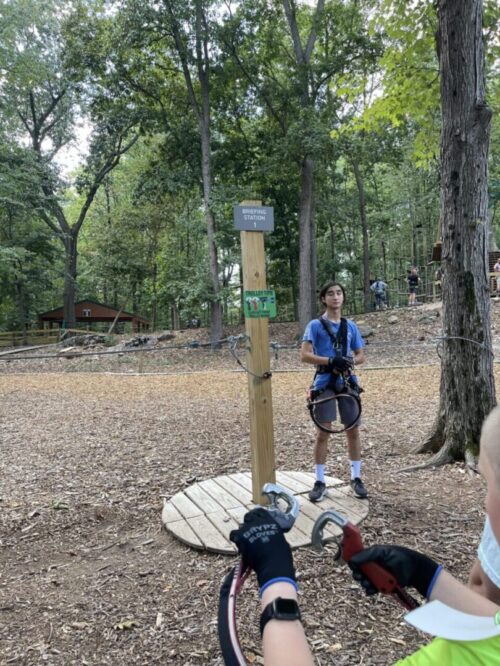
[240,200,276,504]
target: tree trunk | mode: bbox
[63,233,78,329]
[193,1,222,348]
[283,215,298,320]
[171,304,180,330]
[199,114,223,348]
[417,0,494,463]
[282,1,325,334]
[151,261,158,331]
[14,276,28,344]
[298,155,316,332]
[352,160,371,312]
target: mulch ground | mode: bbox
[1,302,499,665]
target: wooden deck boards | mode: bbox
[162,471,369,554]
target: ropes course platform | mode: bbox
[162,470,369,554]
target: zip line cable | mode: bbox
[1,334,498,377]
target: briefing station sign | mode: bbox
[233,205,274,232]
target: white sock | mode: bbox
[316,464,325,483]
[350,460,361,480]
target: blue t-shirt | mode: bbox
[303,316,364,390]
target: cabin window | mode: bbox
[83,309,91,317]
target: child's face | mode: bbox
[323,286,344,309]
[479,449,500,545]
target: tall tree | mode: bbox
[0,0,138,328]
[163,0,223,347]
[418,0,495,465]
[222,0,380,330]
[282,0,325,329]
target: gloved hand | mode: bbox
[349,545,441,598]
[230,508,296,591]
[328,356,353,373]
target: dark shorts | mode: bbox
[314,388,361,428]
[409,286,417,294]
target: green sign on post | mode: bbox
[244,290,277,318]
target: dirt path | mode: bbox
[0,365,494,665]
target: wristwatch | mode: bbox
[260,597,301,637]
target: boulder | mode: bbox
[358,326,373,338]
[158,332,176,342]
[125,335,153,348]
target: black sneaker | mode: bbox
[308,480,326,502]
[351,477,368,499]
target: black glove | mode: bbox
[349,545,440,598]
[328,356,353,373]
[229,508,296,591]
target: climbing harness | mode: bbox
[307,385,362,434]
[306,317,363,433]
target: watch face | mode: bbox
[275,598,299,618]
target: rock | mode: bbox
[388,315,399,324]
[158,332,176,342]
[59,334,106,347]
[125,336,153,348]
[82,334,107,347]
[358,326,373,338]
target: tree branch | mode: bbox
[221,35,287,134]
[282,0,305,64]
[164,0,201,122]
[304,0,325,63]
[73,133,139,236]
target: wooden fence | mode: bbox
[0,328,89,348]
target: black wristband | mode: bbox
[260,597,301,637]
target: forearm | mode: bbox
[300,342,328,366]
[261,582,313,666]
[301,351,329,366]
[353,349,365,366]
[429,569,500,615]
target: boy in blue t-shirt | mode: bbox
[300,281,367,501]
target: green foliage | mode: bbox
[1,0,498,329]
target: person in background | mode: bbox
[300,281,367,501]
[433,267,443,299]
[407,267,420,306]
[370,277,388,310]
[493,259,500,297]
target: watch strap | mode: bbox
[260,597,301,637]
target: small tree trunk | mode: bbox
[352,160,371,312]
[14,276,28,344]
[298,155,316,333]
[283,215,298,320]
[151,261,158,331]
[416,0,494,464]
[171,304,180,330]
[63,233,78,329]
[200,123,223,347]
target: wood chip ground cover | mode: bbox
[1,303,499,665]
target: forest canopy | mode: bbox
[1,0,498,333]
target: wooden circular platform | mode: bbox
[162,470,369,554]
